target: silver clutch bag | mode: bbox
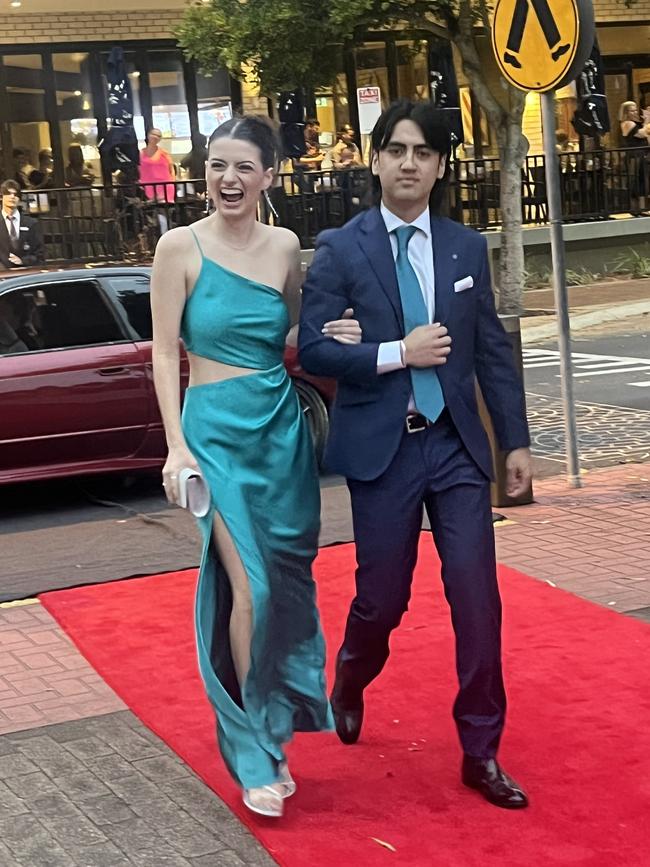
[178,467,210,517]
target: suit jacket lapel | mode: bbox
[431,216,455,326]
[357,207,404,332]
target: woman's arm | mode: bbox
[151,227,199,502]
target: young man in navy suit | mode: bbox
[299,101,532,809]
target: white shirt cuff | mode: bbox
[377,340,406,374]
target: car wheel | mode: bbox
[294,380,329,468]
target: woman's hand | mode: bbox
[162,446,200,506]
[322,308,362,344]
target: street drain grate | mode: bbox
[626,606,650,624]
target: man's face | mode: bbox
[371,119,446,210]
[2,188,20,214]
[342,126,354,144]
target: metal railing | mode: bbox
[18,147,650,263]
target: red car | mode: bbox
[0,265,334,485]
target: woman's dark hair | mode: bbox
[208,116,280,170]
[367,100,453,211]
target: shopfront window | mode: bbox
[396,40,429,102]
[149,51,191,170]
[355,43,390,110]
[195,67,232,139]
[3,55,52,189]
[54,53,100,187]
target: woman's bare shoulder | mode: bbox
[259,222,300,252]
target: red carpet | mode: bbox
[41,540,650,867]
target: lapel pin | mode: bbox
[452,253,458,260]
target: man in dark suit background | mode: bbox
[0,179,45,270]
[299,101,532,809]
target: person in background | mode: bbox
[65,143,95,187]
[0,179,45,269]
[304,118,321,148]
[619,100,650,216]
[140,127,176,204]
[12,149,35,190]
[323,125,364,170]
[29,148,54,189]
[180,132,208,193]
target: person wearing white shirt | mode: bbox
[0,179,45,270]
[299,99,532,810]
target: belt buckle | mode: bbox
[406,414,427,434]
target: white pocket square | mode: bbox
[454,276,474,293]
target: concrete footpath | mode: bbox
[1,461,649,866]
[519,277,650,343]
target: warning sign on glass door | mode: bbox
[357,87,382,134]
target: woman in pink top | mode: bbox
[140,128,176,203]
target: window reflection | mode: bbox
[54,53,99,187]
[3,55,52,189]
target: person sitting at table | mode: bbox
[322,125,364,170]
[65,143,95,187]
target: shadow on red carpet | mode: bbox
[41,539,650,867]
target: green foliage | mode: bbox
[611,249,650,279]
[176,0,491,95]
[565,267,601,286]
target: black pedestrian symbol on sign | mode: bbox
[504,0,571,69]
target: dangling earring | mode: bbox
[264,189,278,221]
[205,196,212,215]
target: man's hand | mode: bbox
[505,447,533,498]
[403,324,451,368]
[8,253,22,266]
[322,308,362,344]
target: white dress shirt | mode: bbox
[376,202,435,374]
[3,209,21,239]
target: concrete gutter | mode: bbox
[520,299,650,343]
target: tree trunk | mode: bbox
[497,125,526,315]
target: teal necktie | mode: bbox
[394,225,445,423]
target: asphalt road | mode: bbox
[524,331,650,411]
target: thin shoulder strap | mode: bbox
[188,226,204,257]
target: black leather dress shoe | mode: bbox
[330,696,364,745]
[462,756,528,809]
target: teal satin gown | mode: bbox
[180,228,333,789]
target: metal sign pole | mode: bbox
[541,91,582,487]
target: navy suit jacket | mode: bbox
[298,207,530,482]
[0,213,45,270]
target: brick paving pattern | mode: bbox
[496,462,650,614]
[0,603,125,736]
[0,712,273,867]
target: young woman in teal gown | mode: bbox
[150,117,361,818]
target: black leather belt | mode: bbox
[405,413,430,434]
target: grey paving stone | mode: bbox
[64,736,117,762]
[131,754,193,782]
[5,770,58,799]
[0,813,76,865]
[0,779,28,817]
[56,771,113,801]
[0,754,39,779]
[95,726,163,762]
[158,815,229,858]
[190,851,247,867]
[39,813,109,850]
[85,754,139,781]
[28,792,80,819]
[76,793,137,826]
[16,735,87,778]
[0,711,276,867]
[105,773,162,803]
[69,841,133,867]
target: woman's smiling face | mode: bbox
[206,136,274,217]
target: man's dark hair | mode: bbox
[367,100,452,212]
[1,180,21,196]
[306,118,319,127]
[208,116,280,170]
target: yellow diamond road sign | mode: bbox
[492,0,595,92]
